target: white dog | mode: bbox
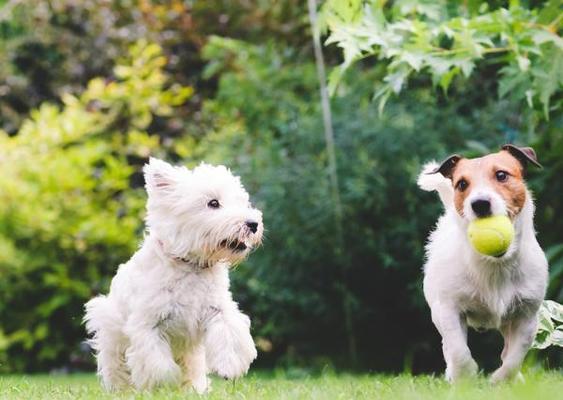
[84,158,263,393]
[418,144,547,383]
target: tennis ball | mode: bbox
[467,215,514,257]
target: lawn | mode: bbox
[0,370,562,400]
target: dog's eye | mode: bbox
[456,179,469,192]
[496,170,509,182]
[207,199,220,209]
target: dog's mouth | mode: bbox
[220,239,248,252]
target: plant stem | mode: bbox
[307,0,357,366]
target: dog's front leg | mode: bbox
[431,303,478,382]
[491,315,537,383]
[124,315,181,390]
[183,343,210,394]
[203,303,257,380]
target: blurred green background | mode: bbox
[0,0,561,375]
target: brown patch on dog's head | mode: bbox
[434,145,541,219]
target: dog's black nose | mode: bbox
[246,221,259,233]
[471,199,492,217]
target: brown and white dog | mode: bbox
[418,145,547,383]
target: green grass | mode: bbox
[0,370,562,400]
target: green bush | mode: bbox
[0,0,308,135]
[192,37,556,370]
[321,0,562,118]
[321,0,562,357]
[0,41,191,372]
[0,1,560,372]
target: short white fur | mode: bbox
[418,161,547,383]
[84,158,263,393]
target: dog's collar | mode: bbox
[156,239,211,269]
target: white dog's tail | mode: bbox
[83,295,122,350]
[417,162,454,208]
[84,295,131,391]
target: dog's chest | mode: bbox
[463,303,504,330]
[156,269,226,338]
[460,273,522,329]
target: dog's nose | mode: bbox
[246,221,259,233]
[471,199,492,217]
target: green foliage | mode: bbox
[0,1,561,373]
[322,0,563,354]
[533,300,563,349]
[195,37,546,369]
[322,0,563,117]
[0,41,190,372]
[530,116,563,303]
[0,0,308,135]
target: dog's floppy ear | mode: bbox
[501,144,542,170]
[144,157,181,194]
[427,154,462,179]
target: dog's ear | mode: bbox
[144,158,181,194]
[501,144,542,170]
[427,154,462,179]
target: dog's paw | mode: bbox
[131,358,182,390]
[490,367,523,384]
[100,372,131,392]
[155,361,182,386]
[205,313,257,380]
[445,357,478,383]
[211,351,253,380]
[208,335,257,380]
[100,378,129,392]
[191,376,211,394]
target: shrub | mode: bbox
[0,41,190,372]
[193,37,547,370]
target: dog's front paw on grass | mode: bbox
[445,358,478,383]
[211,355,253,380]
[490,367,524,384]
[190,376,211,394]
[208,340,257,380]
[206,333,257,379]
[131,359,182,390]
[205,309,257,380]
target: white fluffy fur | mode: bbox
[84,158,263,393]
[418,162,547,383]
